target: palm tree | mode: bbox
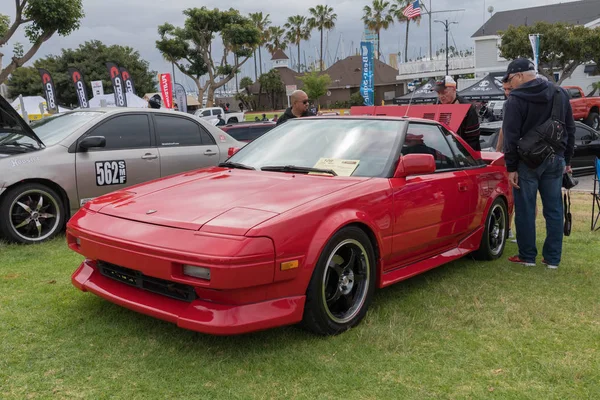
[285,15,311,72]
[308,5,337,71]
[266,26,288,55]
[250,12,271,76]
[363,0,396,60]
[394,0,422,63]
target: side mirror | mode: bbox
[79,136,106,151]
[394,154,436,178]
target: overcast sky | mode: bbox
[2,0,581,92]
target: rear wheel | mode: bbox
[228,117,238,123]
[584,112,600,131]
[473,198,508,260]
[0,183,65,244]
[301,227,376,335]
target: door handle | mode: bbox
[204,149,217,156]
[458,182,469,192]
[141,153,158,160]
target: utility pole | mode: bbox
[172,62,176,84]
[434,19,458,76]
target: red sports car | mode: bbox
[69,116,512,336]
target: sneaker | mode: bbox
[508,255,535,267]
[542,259,559,269]
[508,229,514,239]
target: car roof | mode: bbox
[222,121,276,128]
[68,107,193,116]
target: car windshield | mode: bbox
[31,111,104,146]
[228,118,406,177]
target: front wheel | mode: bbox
[301,226,376,335]
[473,198,508,260]
[584,112,600,131]
[0,183,65,244]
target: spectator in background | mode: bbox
[277,90,315,126]
[261,113,269,121]
[272,114,278,122]
[495,81,513,152]
[216,114,226,126]
[239,102,244,112]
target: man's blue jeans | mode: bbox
[513,155,565,265]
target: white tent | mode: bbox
[88,92,148,108]
[10,96,70,121]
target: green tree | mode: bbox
[394,0,422,63]
[350,91,365,106]
[7,40,156,106]
[299,71,331,107]
[499,22,590,84]
[156,23,209,102]
[285,15,311,72]
[308,5,337,71]
[363,0,396,60]
[240,76,254,90]
[258,69,284,110]
[266,26,287,55]
[0,0,85,83]
[167,7,261,107]
[249,12,271,78]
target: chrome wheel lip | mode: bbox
[321,238,370,324]
[9,189,60,242]
[488,203,506,256]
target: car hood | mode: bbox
[93,168,368,234]
[0,95,45,146]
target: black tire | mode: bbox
[228,117,238,123]
[301,226,377,335]
[0,183,65,244]
[584,112,600,131]
[473,198,508,261]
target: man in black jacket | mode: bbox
[502,58,575,269]
[276,90,315,126]
[433,76,481,151]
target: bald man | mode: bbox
[276,90,315,126]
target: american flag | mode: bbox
[403,0,422,19]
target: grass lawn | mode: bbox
[1,192,599,399]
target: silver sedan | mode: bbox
[0,98,243,244]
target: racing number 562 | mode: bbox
[95,161,126,186]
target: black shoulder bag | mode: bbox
[517,87,566,169]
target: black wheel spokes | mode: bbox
[488,205,505,255]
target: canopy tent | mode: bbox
[88,93,148,108]
[143,92,202,108]
[393,79,439,105]
[10,96,70,121]
[458,74,506,101]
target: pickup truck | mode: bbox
[564,86,600,130]
[194,107,244,124]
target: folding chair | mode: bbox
[592,157,600,231]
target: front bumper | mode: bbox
[72,259,305,335]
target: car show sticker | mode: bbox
[312,158,360,177]
[95,160,127,186]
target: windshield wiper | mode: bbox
[218,161,256,170]
[0,144,33,153]
[261,165,337,176]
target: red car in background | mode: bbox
[219,121,276,143]
[69,116,512,336]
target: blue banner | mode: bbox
[360,41,374,106]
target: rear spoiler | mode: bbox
[479,151,505,166]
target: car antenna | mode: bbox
[403,87,418,118]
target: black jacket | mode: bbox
[502,78,575,172]
[276,107,315,126]
[454,96,481,151]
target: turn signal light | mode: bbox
[183,265,211,280]
[280,260,299,271]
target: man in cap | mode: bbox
[501,58,575,269]
[434,76,481,151]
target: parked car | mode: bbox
[218,121,276,142]
[479,120,600,175]
[564,86,600,130]
[69,116,512,336]
[194,107,244,124]
[0,96,242,244]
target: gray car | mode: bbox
[0,96,243,244]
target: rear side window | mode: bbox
[224,127,249,141]
[155,115,202,147]
[87,114,151,150]
[201,110,211,117]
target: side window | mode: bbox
[248,126,272,141]
[569,88,581,99]
[441,127,481,167]
[401,123,456,170]
[225,127,249,141]
[213,109,222,116]
[201,110,211,117]
[575,126,592,141]
[155,115,202,147]
[199,126,216,145]
[87,114,151,150]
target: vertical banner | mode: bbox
[119,67,136,95]
[360,41,374,106]
[68,67,90,108]
[174,83,187,113]
[528,34,540,74]
[37,68,59,114]
[159,73,173,109]
[91,80,104,96]
[106,62,127,107]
